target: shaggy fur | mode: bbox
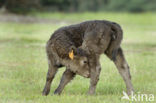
[42,20,134,95]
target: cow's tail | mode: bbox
[105,22,123,61]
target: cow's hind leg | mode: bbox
[42,61,59,96]
[106,47,134,95]
[54,69,75,95]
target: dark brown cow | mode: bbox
[42,20,134,95]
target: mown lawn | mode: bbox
[0,12,156,103]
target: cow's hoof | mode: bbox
[127,89,134,96]
[54,90,61,95]
[88,91,95,95]
[42,89,50,96]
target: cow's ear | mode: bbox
[69,49,74,60]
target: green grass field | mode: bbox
[0,12,156,103]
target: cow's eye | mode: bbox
[83,61,88,64]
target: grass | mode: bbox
[0,12,156,103]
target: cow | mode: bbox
[42,20,134,96]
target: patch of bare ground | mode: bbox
[0,12,71,24]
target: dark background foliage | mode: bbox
[0,0,156,13]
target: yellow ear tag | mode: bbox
[69,50,74,60]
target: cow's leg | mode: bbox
[54,69,76,95]
[88,56,101,95]
[106,47,134,95]
[42,63,58,96]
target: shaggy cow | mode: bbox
[42,20,134,96]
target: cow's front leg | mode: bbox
[88,56,101,95]
[54,68,75,95]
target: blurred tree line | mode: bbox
[0,0,156,13]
